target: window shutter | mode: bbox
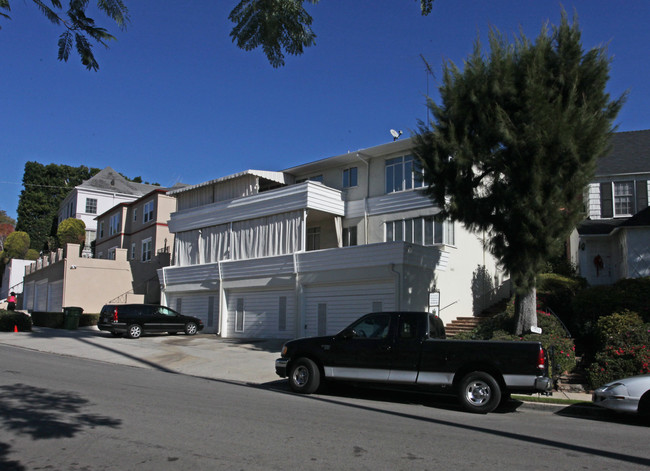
[635,180,648,212]
[600,182,613,218]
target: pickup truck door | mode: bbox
[324,313,393,381]
[387,312,423,383]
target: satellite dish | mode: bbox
[390,129,403,141]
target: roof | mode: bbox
[79,167,159,196]
[167,170,291,196]
[597,130,650,177]
[578,207,650,235]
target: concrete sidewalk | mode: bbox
[0,326,286,385]
[0,326,597,412]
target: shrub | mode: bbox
[0,310,33,332]
[453,299,576,376]
[31,311,65,328]
[586,315,650,389]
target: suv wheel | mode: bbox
[126,324,142,339]
[185,322,198,335]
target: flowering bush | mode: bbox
[453,299,576,376]
[586,313,650,388]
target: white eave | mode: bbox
[167,170,292,196]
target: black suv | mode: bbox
[98,304,204,339]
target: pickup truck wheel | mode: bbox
[289,358,320,394]
[459,371,501,414]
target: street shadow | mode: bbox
[557,403,650,427]
[258,380,650,467]
[0,383,122,470]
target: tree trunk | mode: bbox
[514,286,537,335]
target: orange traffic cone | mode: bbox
[13,325,18,333]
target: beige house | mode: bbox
[22,244,143,314]
[94,189,178,303]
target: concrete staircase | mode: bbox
[445,317,488,337]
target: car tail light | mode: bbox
[112,307,119,323]
[538,346,546,369]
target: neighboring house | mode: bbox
[94,188,180,303]
[159,138,508,338]
[570,129,650,285]
[22,244,143,314]
[58,167,159,255]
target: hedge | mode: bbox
[0,310,33,332]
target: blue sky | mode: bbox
[2,1,648,221]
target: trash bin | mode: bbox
[63,306,83,330]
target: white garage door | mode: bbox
[304,282,395,337]
[48,281,63,312]
[225,290,296,339]
[165,293,219,334]
[34,280,48,312]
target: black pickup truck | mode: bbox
[276,311,552,413]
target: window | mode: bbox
[141,238,152,262]
[349,313,390,339]
[600,180,649,218]
[98,221,105,239]
[85,198,97,214]
[307,227,320,251]
[235,298,244,332]
[342,167,358,188]
[130,243,136,260]
[133,208,138,222]
[614,181,634,216]
[386,217,455,246]
[108,248,116,260]
[343,226,357,247]
[109,213,121,236]
[385,155,423,193]
[143,201,154,223]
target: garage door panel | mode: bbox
[166,293,218,334]
[226,290,295,339]
[305,283,395,337]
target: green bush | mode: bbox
[453,300,576,376]
[31,311,65,328]
[595,310,643,349]
[586,321,650,389]
[0,310,33,332]
[79,314,99,327]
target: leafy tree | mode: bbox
[1,1,434,69]
[0,0,128,71]
[0,210,15,252]
[3,231,31,259]
[414,11,625,334]
[15,162,100,252]
[57,217,86,246]
[229,0,433,67]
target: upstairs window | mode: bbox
[385,155,423,193]
[143,201,154,223]
[108,213,121,236]
[85,198,97,214]
[600,180,649,218]
[342,167,358,188]
[385,217,454,246]
[141,237,152,262]
[307,227,320,251]
[343,226,357,247]
[98,221,105,239]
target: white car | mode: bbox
[592,374,650,416]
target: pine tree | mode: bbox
[414,11,625,334]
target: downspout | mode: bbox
[217,260,223,336]
[355,151,371,244]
